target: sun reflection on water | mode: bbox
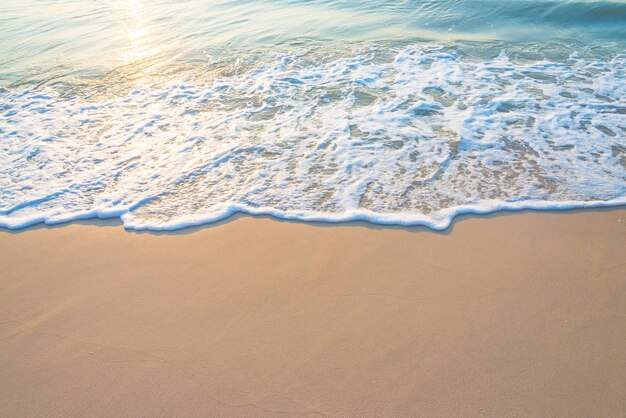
[116,0,160,64]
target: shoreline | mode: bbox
[2,203,626,235]
[2,208,625,416]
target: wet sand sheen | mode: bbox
[1,209,625,416]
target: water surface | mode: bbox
[1,0,625,229]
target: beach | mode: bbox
[2,0,626,416]
[1,208,625,417]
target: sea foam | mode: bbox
[1,44,625,230]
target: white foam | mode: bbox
[1,44,625,230]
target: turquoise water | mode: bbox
[1,0,625,85]
[1,0,625,229]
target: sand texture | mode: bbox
[1,209,626,417]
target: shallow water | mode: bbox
[1,0,625,229]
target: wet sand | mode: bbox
[1,209,625,417]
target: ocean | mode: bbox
[1,0,625,230]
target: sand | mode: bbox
[1,208,625,417]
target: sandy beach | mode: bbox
[1,208,625,417]
[3,0,625,416]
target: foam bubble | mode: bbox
[1,44,625,230]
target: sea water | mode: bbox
[1,0,625,230]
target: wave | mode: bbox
[1,43,625,230]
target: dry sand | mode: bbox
[1,208,625,417]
